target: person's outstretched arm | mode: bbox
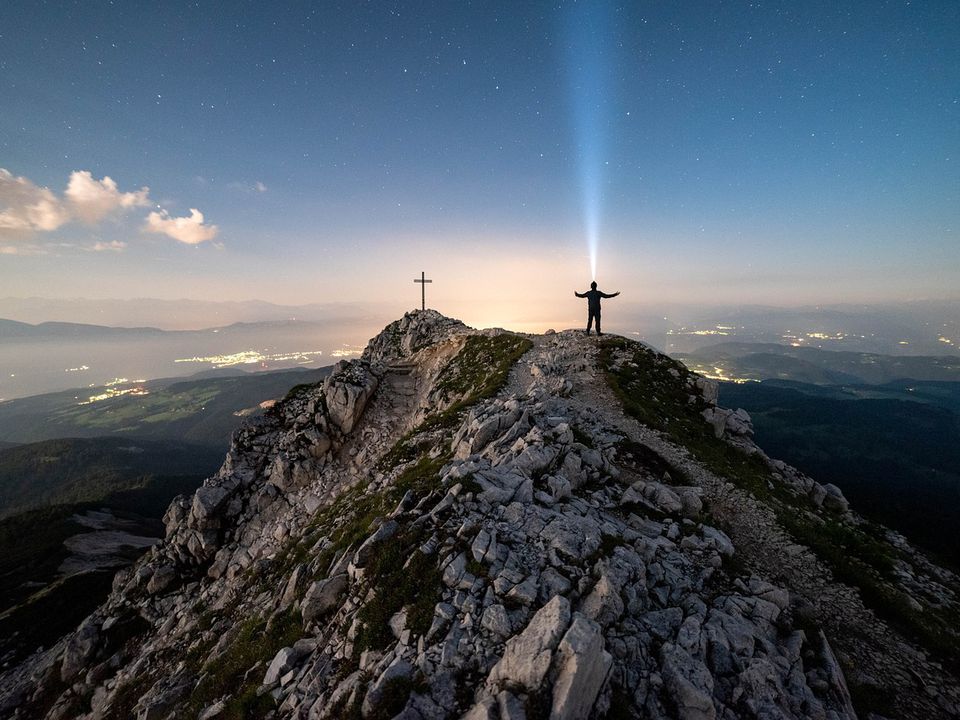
[600,291,620,298]
[574,290,586,298]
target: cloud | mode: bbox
[90,240,127,252]
[0,243,49,256]
[255,181,267,193]
[0,168,217,248]
[0,169,70,235]
[65,170,150,223]
[144,208,218,244]
[1,167,149,235]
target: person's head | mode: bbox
[590,281,597,289]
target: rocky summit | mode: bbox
[3,310,959,720]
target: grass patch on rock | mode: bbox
[434,334,533,404]
[599,337,788,504]
[381,333,532,470]
[283,381,322,402]
[355,543,442,654]
[183,607,302,719]
[782,511,960,669]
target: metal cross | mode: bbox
[414,271,432,311]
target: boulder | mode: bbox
[481,604,512,638]
[302,574,349,623]
[134,673,195,720]
[489,595,571,691]
[263,644,309,686]
[821,484,849,513]
[163,495,191,536]
[580,570,625,627]
[323,363,378,435]
[662,643,716,720]
[198,700,226,720]
[695,377,719,405]
[726,408,753,436]
[701,408,728,439]
[301,426,332,458]
[353,520,399,567]
[61,617,100,681]
[549,614,613,720]
[700,526,735,558]
[462,698,498,720]
[622,480,683,515]
[190,485,230,528]
[361,658,414,717]
[146,563,177,595]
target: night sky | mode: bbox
[1,1,957,327]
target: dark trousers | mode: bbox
[587,309,601,335]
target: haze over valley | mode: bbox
[3,297,958,401]
[0,316,365,400]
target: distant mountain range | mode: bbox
[0,297,392,330]
[0,317,326,341]
[3,296,958,356]
[0,315,350,400]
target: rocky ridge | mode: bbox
[2,310,958,720]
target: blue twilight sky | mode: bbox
[0,1,957,327]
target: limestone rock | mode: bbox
[302,574,348,624]
[695,377,718,405]
[263,645,308,686]
[60,618,99,681]
[821,483,850,513]
[549,614,613,720]
[361,658,414,717]
[323,361,379,435]
[662,643,716,720]
[353,520,399,566]
[190,485,230,527]
[488,595,571,691]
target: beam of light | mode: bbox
[566,2,615,282]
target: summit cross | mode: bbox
[414,271,432,311]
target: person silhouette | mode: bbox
[574,281,620,336]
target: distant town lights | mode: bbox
[174,349,324,368]
[79,386,149,405]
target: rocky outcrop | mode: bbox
[362,309,470,363]
[2,311,957,720]
[701,406,753,439]
[322,360,380,435]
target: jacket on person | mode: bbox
[575,288,617,312]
